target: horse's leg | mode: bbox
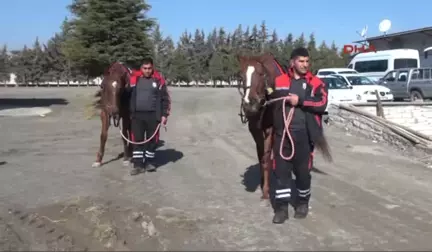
[121,114,132,166]
[92,110,109,167]
[248,119,268,199]
[262,126,273,200]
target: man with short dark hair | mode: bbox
[128,57,170,175]
[270,47,328,224]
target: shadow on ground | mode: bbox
[154,148,184,168]
[102,153,125,166]
[0,98,69,110]
[100,141,179,167]
[241,163,328,194]
[241,163,330,210]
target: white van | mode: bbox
[347,49,420,82]
[317,68,358,76]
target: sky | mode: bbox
[1,0,431,51]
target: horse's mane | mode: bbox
[272,57,289,73]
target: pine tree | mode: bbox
[6,20,352,85]
[63,0,155,77]
[307,33,318,72]
[29,37,46,85]
[258,21,269,53]
[191,29,209,83]
[0,45,10,83]
[293,33,306,49]
[268,30,280,59]
[280,33,294,63]
[160,36,175,81]
[151,24,164,72]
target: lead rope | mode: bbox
[118,119,165,145]
[264,96,296,161]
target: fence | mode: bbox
[0,73,242,88]
[0,80,242,88]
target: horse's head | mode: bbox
[101,62,130,116]
[237,53,279,115]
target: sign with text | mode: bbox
[343,44,377,54]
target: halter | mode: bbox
[237,61,273,125]
[104,62,131,128]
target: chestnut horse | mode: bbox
[237,53,286,199]
[92,62,133,167]
[237,53,332,200]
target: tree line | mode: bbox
[0,0,350,86]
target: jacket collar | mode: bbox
[288,67,314,82]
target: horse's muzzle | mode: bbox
[106,104,119,116]
[243,98,264,115]
[112,114,120,127]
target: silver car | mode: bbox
[378,67,432,101]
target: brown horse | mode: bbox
[237,53,286,200]
[92,62,133,168]
[237,53,333,200]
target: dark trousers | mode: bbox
[131,112,158,164]
[272,129,312,210]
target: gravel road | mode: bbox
[0,87,432,251]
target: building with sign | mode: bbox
[353,26,432,67]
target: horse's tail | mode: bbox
[314,134,333,163]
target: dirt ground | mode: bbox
[1,87,432,251]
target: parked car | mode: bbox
[316,68,358,76]
[377,67,432,101]
[317,75,360,112]
[331,74,394,102]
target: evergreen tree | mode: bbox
[268,30,280,59]
[280,33,294,63]
[29,37,46,84]
[151,24,165,72]
[258,21,269,53]
[307,33,318,72]
[62,0,155,77]
[191,29,209,82]
[4,19,351,85]
[293,33,306,49]
[0,45,10,82]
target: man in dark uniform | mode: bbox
[270,47,328,224]
[128,57,170,175]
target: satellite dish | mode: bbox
[424,47,432,53]
[379,19,391,34]
[360,25,368,37]
[356,25,368,38]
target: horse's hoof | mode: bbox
[260,200,270,207]
[122,160,130,166]
[92,162,101,168]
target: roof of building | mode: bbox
[353,26,432,43]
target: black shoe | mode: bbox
[130,167,143,176]
[130,162,145,176]
[294,204,309,219]
[272,206,289,224]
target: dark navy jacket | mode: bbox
[128,75,170,120]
